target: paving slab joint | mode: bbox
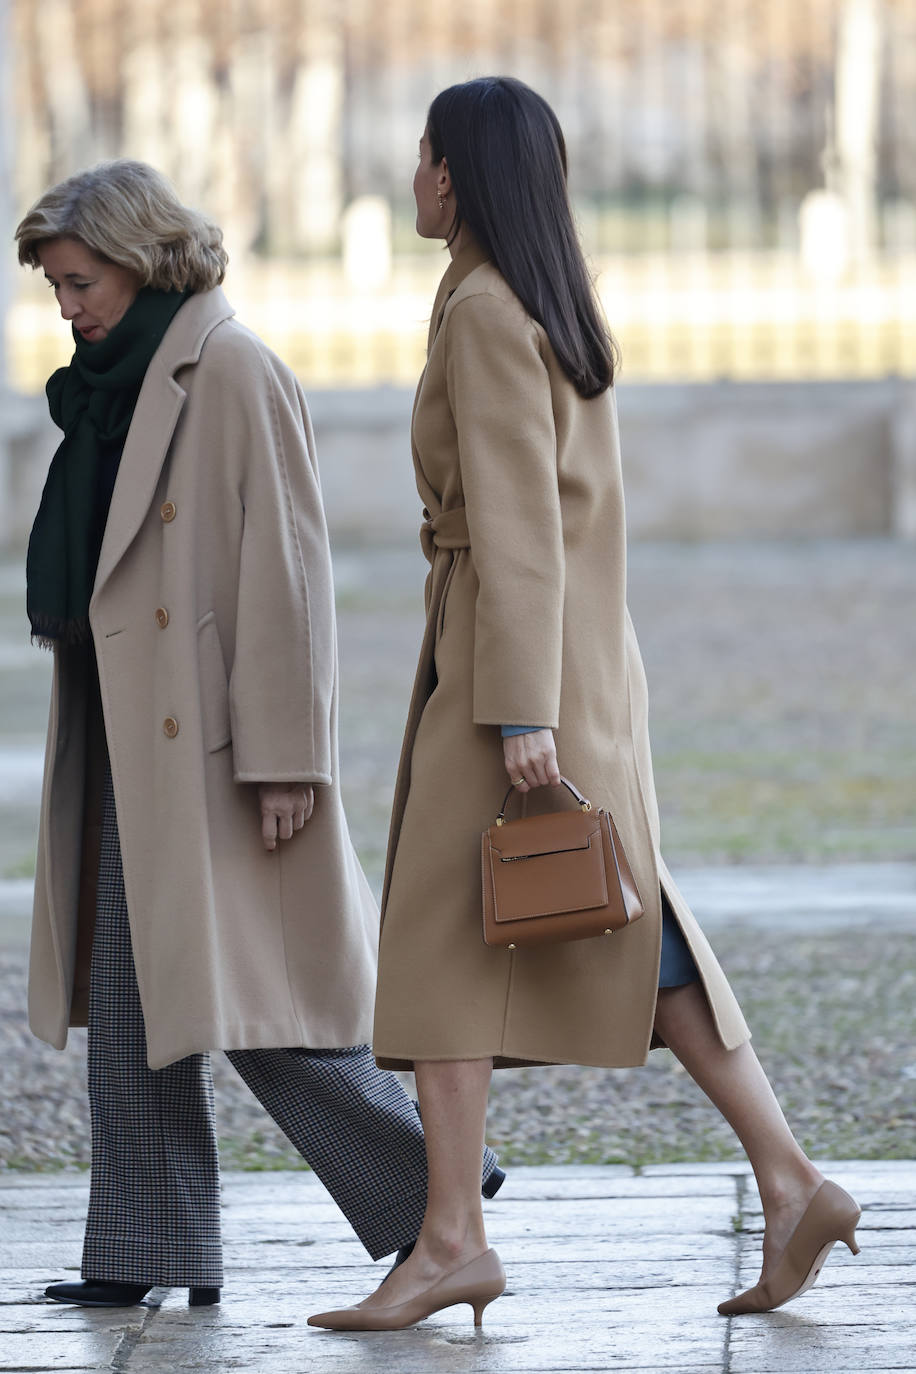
[720,1172,748,1374]
[110,1294,162,1371]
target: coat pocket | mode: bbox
[197,611,232,753]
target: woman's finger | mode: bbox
[505,760,530,789]
[541,746,562,787]
[504,754,529,788]
[261,812,278,852]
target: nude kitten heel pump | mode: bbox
[307,1248,506,1331]
[718,1179,861,1316]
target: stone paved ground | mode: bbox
[1,1162,912,1373]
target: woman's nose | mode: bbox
[58,292,80,321]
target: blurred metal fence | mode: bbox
[7,0,916,387]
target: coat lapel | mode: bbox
[412,241,492,511]
[91,288,235,604]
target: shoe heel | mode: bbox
[189,1287,220,1306]
[843,1229,861,1256]
[471,1293,500,1327]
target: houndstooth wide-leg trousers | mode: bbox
[82,770,497,1287]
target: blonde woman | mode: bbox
[16,160,500,1308]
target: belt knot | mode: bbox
[420,505,470,561]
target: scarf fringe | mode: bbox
[29,614,93,651]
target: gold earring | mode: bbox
[437,193,446,210]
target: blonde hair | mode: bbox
[15,160,228,291]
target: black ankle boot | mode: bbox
[44,1280,220,1308]
[189,1287,221,1306]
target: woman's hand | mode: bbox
[503,728,561,792]
[258,782,314,852]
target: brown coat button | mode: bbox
[160,501,177,522]
[155,607,169,628]
[163,716,179,738]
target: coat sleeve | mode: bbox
[444,291,564,728]
[228,348,335,785]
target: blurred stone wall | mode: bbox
[3,378,914,550]
[306,379,916,544]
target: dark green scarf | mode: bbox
[26,286,190,647]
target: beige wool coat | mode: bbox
[373,243,750,1071]
[28,287,379,1069]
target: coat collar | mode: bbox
[427,238,491,351]
[91,288,236,605]
[144,285,236,377]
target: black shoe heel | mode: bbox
[482,1164,506,1200]
[189,1286,220,1306]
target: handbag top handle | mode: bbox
[495,776,592,827]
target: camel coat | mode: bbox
[28,287,379,1069]
[373,243,750,1071]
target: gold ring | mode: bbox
[512,777,525,787]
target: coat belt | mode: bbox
[420,506,470,562]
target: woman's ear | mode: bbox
[438,159,452,199]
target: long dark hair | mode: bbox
[427,77,617,397]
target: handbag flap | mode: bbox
[484,827,609,922]
[485,810,602,861]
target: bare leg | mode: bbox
[654,982,824,1281]
[357,1057,493,1311]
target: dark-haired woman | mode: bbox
[308,77,860,1333]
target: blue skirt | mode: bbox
[658,893,698,988]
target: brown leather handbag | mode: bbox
[481,777,644,949]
